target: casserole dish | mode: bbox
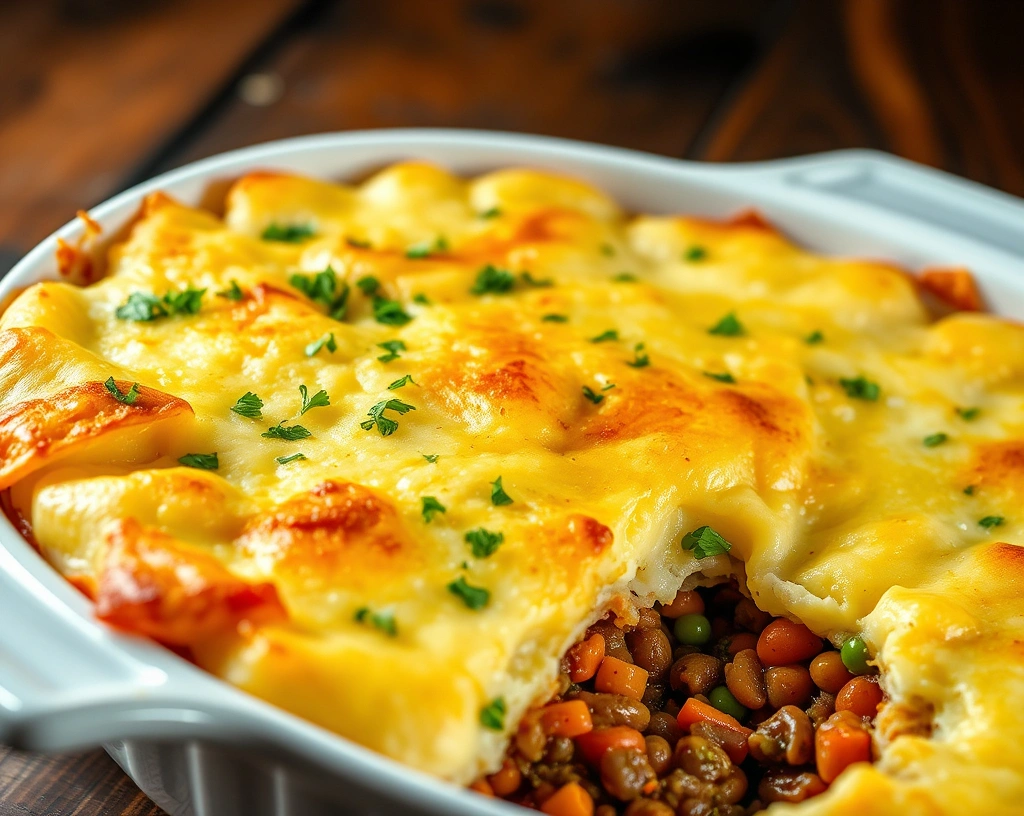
[1,129,1023,816]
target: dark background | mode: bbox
[1,0,1022,813]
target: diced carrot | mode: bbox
[919,267,983,312]
[676,697,753,739]
[566,634,605,682]
[726,632,758,656]
[541,700,594,738]
[815,710,872,783]
[594,655,649,700]
[487,757,522,796]
[756,619,823,667]
[835,676,884,719]
[575,726,647,765]
[540,782,594,816]
[469,778,494,797]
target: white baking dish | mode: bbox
[2,130,1023,816]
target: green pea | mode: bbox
[709,685,748,721]
[674,613,711,646]
[841,635,872,675]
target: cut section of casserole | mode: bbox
[1,163,1023,813]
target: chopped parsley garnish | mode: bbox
[490,476,514,506]
[115,288,206,321]
[360,398,416,436]
[683,246,707,262]
[964,485,976,496]
[923,432,949,448]
[406,237,447,259]
[480,207,502,219]
[104,377,140,406]
[372,298,413,326]
[346,236,372,249]
[839,376,881,401]
[305,332,337,357]
[704,371,736,384]
[979,515,1005,529]
[480,697,506,730]
[421,496,447,523]
[261,421,311,440]
[708,312,744,337]
[521,271,554,288]
[465,528,504,558]
[627,343,650,368]
[600,243,615,257]
[805,330,824,345]
[231,392,264,419]
[448,576,490,610]
[413,292,432,305]
[681,525,732,559]
[582,386,605,404]
[178,452,219,470]
[275,453,307,465]
[262,223,316,243]
[471,264,516,295]
[423,453,439,463]
[541,314,568,323]
[388,375,417,390]
[354,607,397,637]
[356,275,381,297]
[216,280,244,301]
[613,272,638,283]
[289,266,350,320]
[376,339,406,362]
[299,385,330,415]
[957,407,981,421]
[591,329,619,343]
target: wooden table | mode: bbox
[0,0,1021,812]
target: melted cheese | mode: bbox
[2,163,1024,812]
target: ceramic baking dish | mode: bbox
[2,130,1023,816]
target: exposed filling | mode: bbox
[472,583,881,815]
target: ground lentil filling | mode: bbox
[472,582,882,815]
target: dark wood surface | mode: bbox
[0,0,1022,813]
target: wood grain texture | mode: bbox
[0,0,301,254]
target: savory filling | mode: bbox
[473,583,881,815]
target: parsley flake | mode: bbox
[216,280,244,301]
[448,576,490,610]
[709,312,744,337]
[162,287,206,316]
[839,376,881,401]
[262,223,316,243]
[104,377,140,406]
[964,485,976,496]
[923,432,949,448]
[471,264,516,295]
[406,237,447,259]
[684,246,707,262]
[421,496,447,523]
[480,207,502,219]
[354,607,397,637]
[178,452,219,470]
[805,330,824,345]
[388,375,417,390]
[957,407,981,421]
[979,515,1005,529]
[521,271,554,288]
[490,476,514,506]
[627,343,650,368]
[413,292,432,305]
[541,314,568,323]
[231,392,264,419]
[360,398,416,437]
[613,272,638,283]
[290,266,350,320]
[423,453,439,463]
[262,421,311,441]
[465,528,504,558]
[276,453,307,465]
[305,333,337,357]
[299,385,330,415]
[376,339,406,362]
[704,371,735,384]
[346,236,372,249]
[591,329,619,343]
[681,525,732,559]
[115,292,167,322]
[582,386,605,405]
[480,697,506,730]
[600,243,615,257]
[372,298,412,326]
[356,275,381,297]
